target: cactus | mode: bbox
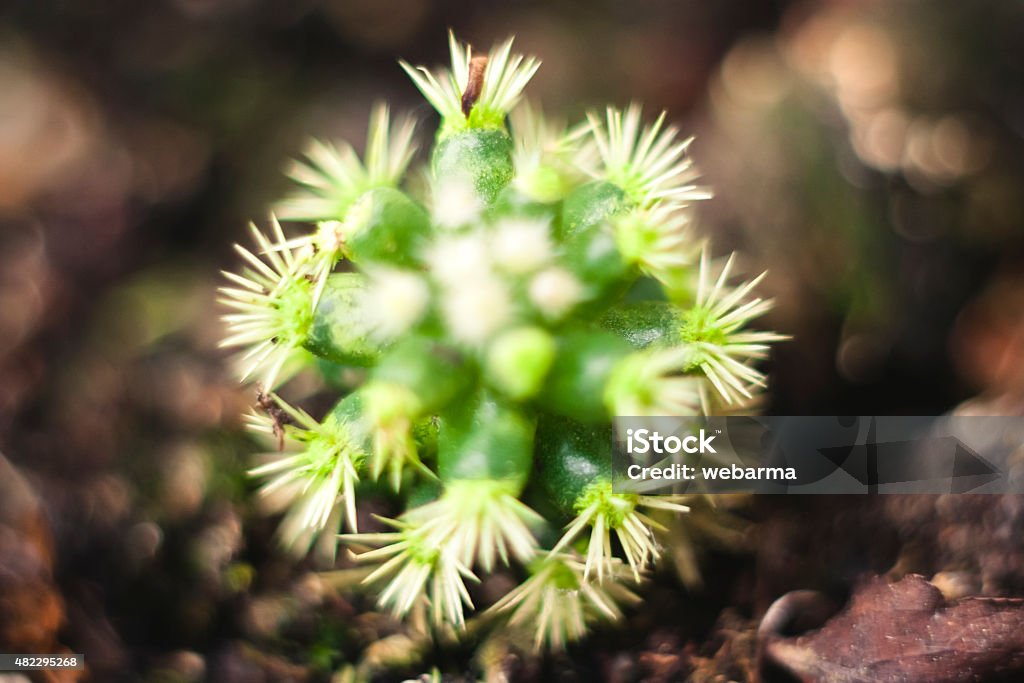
[219,32,784,650]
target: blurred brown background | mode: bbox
[1,0,1023,680]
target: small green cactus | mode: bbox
[220,32,784,650]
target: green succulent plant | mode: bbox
[220,32,783,651]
